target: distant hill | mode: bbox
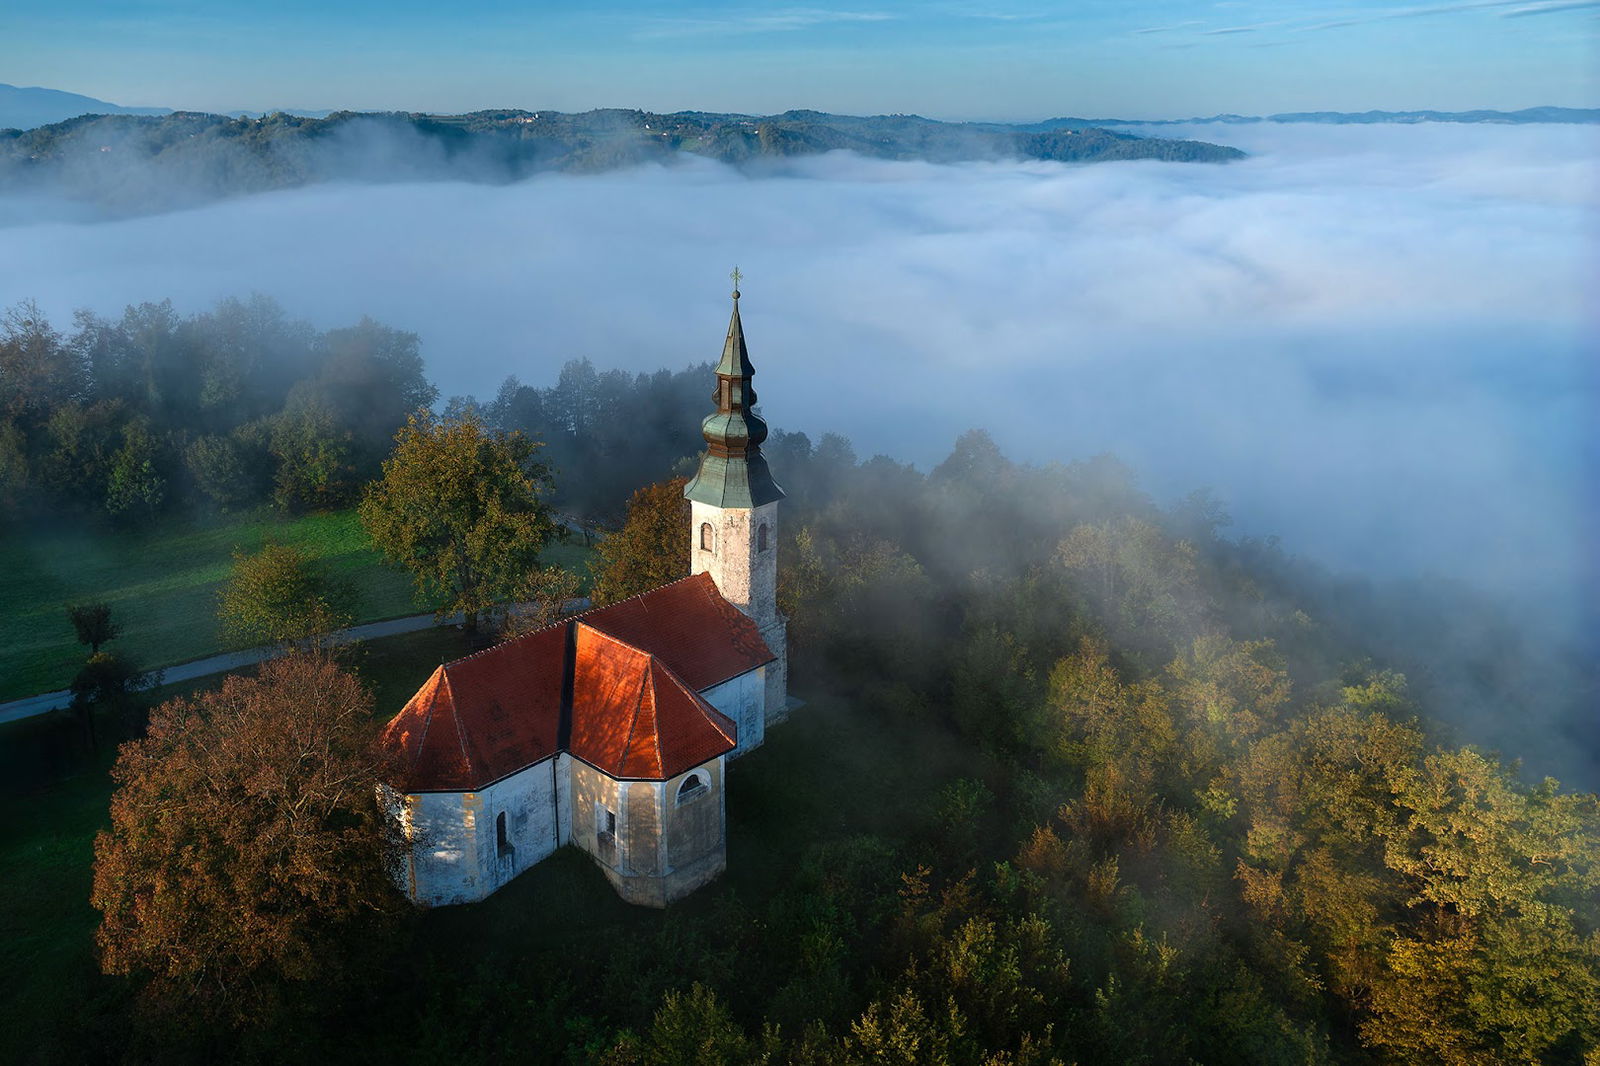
[0,108,1245,215]
[1015,106,1600,129]
[0,83,170,130]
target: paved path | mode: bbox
[1,597,593,726]
[0,609,517,727]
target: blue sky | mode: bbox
[3,0,1597,119]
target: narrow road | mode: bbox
[0,606,586,727]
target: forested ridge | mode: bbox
[3,294,1596,1064]
[0,295,708,527]
[0,108,1243,216]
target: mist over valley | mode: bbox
[5,117,1593,784]
[3,121,1591,615]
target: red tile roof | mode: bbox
[583,572,775,690]
[380,573,770,791]
[380,623,565,793]
[568,627,737,780]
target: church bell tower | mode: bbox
[684,281,789,724]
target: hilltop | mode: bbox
[1018,106,1600,128]
[0,108,1243,216]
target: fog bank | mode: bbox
[1,122,1595,646]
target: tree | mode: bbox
[1361,750,1600,1064]
[0,417,26,521]
[68,602,121,654]
[0,299,83,418]
[104,418,166,521]
[90,653,402,1025]
[641,983,752,1066]
[295,317,437,475]
[270,399,355,512]
[498,565,584,640]
[69,649,145,753]
[185,433,257,510]
[217,543,356,648]
[39,399,122,512]
[588,476,690,607]
[360,410,557,632]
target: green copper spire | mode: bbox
[684,284,786,509]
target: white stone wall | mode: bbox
[690,499,780,630]
[702,667,765,756]
[759,617,789,725]
[392,749,728,909]
[660,756,727,901]
[691,497,788,725]
[397,757,562,907]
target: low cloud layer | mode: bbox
[1,122,1595,646]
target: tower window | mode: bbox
[700,522,714,552]
[757,523,769,552]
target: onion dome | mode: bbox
[684,287,786,508]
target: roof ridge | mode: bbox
[649,655,738,746]
[645,654,665,772]
[579,571,709,623]
[438,668,474,778]
[434,573,713,672]
[400,666,446,769]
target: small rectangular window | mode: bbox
[496,811,513,856]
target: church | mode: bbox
[378,287,789,908]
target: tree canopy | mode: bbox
[359,410,557,631]
[90,653,402,1025]
[0,295,435,527]
[67,602,120,654]
[588,476,691,607]
[217,542,356,649]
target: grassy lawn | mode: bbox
[0,509,591,702]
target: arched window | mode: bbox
[496,811,512,855]
[677,772,709,804]
[700,522,714,552]
[757,523,769,552]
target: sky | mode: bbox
[2,0,1598,119]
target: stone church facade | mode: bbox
[379,288,787,908]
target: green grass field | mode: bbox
[0,509,591,703]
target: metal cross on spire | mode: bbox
[730,266,743,297]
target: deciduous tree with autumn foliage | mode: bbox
[90,654,403,1025]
